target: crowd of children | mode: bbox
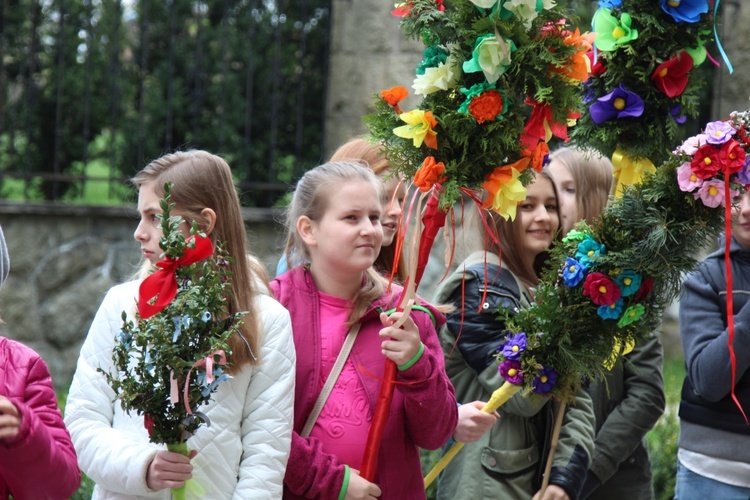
[2,140,749,499]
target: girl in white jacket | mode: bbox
[64,150,296,499]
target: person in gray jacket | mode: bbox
[675,188,750,498]
[548,147,666,500]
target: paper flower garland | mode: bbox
[571,0,716,192]
[365,0,593,220]
[492,109,749,403]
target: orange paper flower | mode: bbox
[551,29,596,83]
[381,86,409,114]
[414,156,447,192]
[468,90,505,124]
[524,141,550,172]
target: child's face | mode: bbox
[380,171,406,247]
[306,180,383,277]
[517,175,559,259]
[548,160,577,236]
[734,189,750,249]
[134,180,190,265]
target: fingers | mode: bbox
[0,397,19,417]
[146,450,194,491]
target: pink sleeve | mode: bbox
[396,311,458,450]
[284,431,347,498]
[0,356,81,498]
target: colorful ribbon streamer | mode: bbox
[713,0,734,74]
[138,235,214,319]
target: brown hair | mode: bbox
[549,147,613,226]
[470,170,562,292]
[329,136,409,284]
[132,150,262,368]
[284,160,389,324]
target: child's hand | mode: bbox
[379,311,422,368]
[146,448,198,491]
[532,484,570,500]
[345,469,382,499]
[452,401,499,443]
[0,396,20,440]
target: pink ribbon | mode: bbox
[168,350,228,414]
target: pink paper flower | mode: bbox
[676,133,708,155]
[677,161,703,192]
[693,179,725,208]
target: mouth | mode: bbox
[382,222,397,231]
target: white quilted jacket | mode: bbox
[64,280,295,499]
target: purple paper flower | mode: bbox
[704,121,736,145]
[736,158,750,185]
[677,162,703,192]
[590,84,644,124]
[671,105,687,124]
[562,257,587,287]
[660,0,709,24]
[532,366,557,394]
[501,332,527,360]
[597,299,624,320]
[499,359,524,385]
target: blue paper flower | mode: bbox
[660,0,709,24]
[590,83,644,125]
[575,236,606,268]
[599,0,622,8]
[532,366,557,394]
[563,257,588,287]
[597,298,624,320]
[616,270,642,297]
[501,332,527,360]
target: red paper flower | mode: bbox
[468,90,505,124]
[586,51,606,78]
[651,52,694,98]
[690,144,722,179]
[635,276,655,302]
[720,139,747,174]
[414,156,447,192]
[583,272,621,306]
[392,0,444,17]
[521,98,574,148]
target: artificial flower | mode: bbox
[562,228,588,244]
[503,0,556,30]
[598,0,622,7]
[705,121,736,145]
[671,105,688,124]
[481,166,527,220]
[635,276,655,302]
[562,257,587,287]
[721,140,747,174]
[532,366,557,394]
[413,55,462,96]
[685,42,708,66]
[737,158,750,185]
[694,179,736,208]
[501,332,528,360]
[677,161,703,192]
[597,298,624,320]
[616,270,642,297]
[617,304,645,328]
[414,156,446,192]
[651,53,694,98]
[659,0,709,24]
[586,51,607,78]
[690,144,722,179]
[468,0,499,8]
[551,29,597,83]
[381,86,409,114]
[393,109,438,149]
[676,133,708,155]
[575,236,605,267]
[416,45,449,75]
[524,141,550,172]
[583,272,621,306]
[589,83,644,124]
[521,99,572,147]
[459,82,508,124]
[462,34,516,84]
[499,359,524,384]
[611,147,657,197]
[592,9,638,52]
[392,0,445,17]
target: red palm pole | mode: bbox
[360,190,447,480]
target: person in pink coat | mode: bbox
[0,226,81,499]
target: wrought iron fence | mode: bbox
[0,0,330,207]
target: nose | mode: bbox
[386,195,402,218]
[533,205,550,222]
[133,220,148,243]
[361,218,378,236]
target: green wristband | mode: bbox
[398,342,425,371]
[338,465,351,500]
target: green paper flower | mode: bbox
[616,304,645,328]
[462,33,516,84]
[593,9,638,52]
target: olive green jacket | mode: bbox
[434,252,595,500]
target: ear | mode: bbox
[297,216,317,247]
[200,208,217,236]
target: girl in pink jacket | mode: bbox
[271,161,458,499]
[0,226,81,499]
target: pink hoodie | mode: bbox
[271,267,457,499]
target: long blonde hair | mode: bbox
[132,150,261,368]
[549,147,613,226]
[329,136,408,283]
[284,160,388,324]
[470,170,561,292]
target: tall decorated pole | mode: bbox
[362,0,594,480]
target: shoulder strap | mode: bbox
[300,322,362,438]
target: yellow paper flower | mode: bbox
[481,166,527,220]
[412,55,461,96]
[393,109,438,149]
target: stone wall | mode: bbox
[0,202,285,393]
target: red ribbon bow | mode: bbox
[137,235,214,319]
